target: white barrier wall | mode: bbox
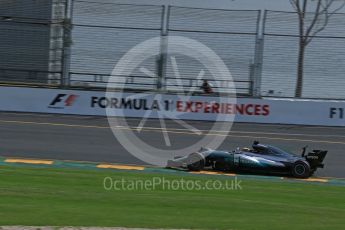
[0,86,344,126]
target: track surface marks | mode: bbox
[0,112,344,178]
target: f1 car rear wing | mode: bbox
[303,150,328,170]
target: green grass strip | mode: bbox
[0,165,344,229]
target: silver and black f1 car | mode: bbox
[167,141,327,178]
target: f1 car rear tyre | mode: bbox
[292,161,310,178]
[187,153,205,171]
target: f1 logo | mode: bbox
[49,94,78,108]
[330,107,344,119]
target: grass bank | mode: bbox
[0,165,344,229]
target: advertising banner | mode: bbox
[0,87,344,126]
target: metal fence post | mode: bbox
[157,5,169,91]
[61,0,73,87]
[49,0,67,85]
[252,10,265,97]
[249,60,255,95]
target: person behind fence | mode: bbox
[200,79,213,94]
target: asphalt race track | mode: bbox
[0,112,344,178]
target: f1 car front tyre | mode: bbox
[292,161,310,178]
[187,153,205,171]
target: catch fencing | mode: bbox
[69,2,259,96]
[70,1,163,90]
[262,10,345,99]
[0,0,63,85]
[1,0,345,99]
